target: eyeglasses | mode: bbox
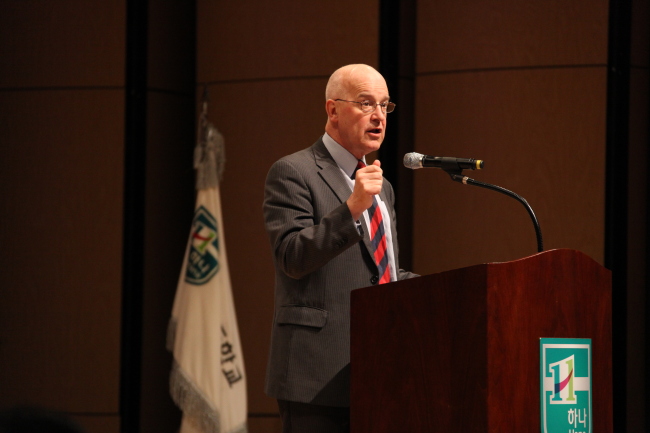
[334,99,396,114]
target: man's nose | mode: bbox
[371,106,387,121]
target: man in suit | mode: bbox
[263,64,416,433]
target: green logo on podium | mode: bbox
[540,338,592,433]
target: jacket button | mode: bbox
[370,275,379,284]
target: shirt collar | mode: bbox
[322,132,365,178]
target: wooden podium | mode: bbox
[350,249,612,432]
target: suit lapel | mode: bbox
[313,147,352,206]
[312,139,376,262]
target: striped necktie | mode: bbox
[353,160,391,284]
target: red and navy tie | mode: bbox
[353,160,391,284]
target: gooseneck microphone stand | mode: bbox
[445,168,544,253]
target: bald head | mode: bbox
[325,64,385,101]
[324,64,390,159]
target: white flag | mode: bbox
[168,111,247,433]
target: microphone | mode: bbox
[403,152,484,171]
[405,151,543,253]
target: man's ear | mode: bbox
[325,99,338,122]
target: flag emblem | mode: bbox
[185,205,221,285]
[540,338,592,433]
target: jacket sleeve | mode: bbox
[263,158,363,279]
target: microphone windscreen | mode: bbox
[403,152,424,169]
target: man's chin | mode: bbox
[363,138,383,151]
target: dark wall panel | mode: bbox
[626,2,649,430]
[413,68,607,274]
[630,0,650,67]
[625,56,649,433]
[148,3,196,93]
[0,1,125,88]
[0,89,124,415]
[70,415,121,433]
[198,1,378,83]
[1,1,125,431]
[417,0,608,72]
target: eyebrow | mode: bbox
[357,93,391,101]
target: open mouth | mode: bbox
[367,128,382,135]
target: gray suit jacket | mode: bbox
[263,137,415,407]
